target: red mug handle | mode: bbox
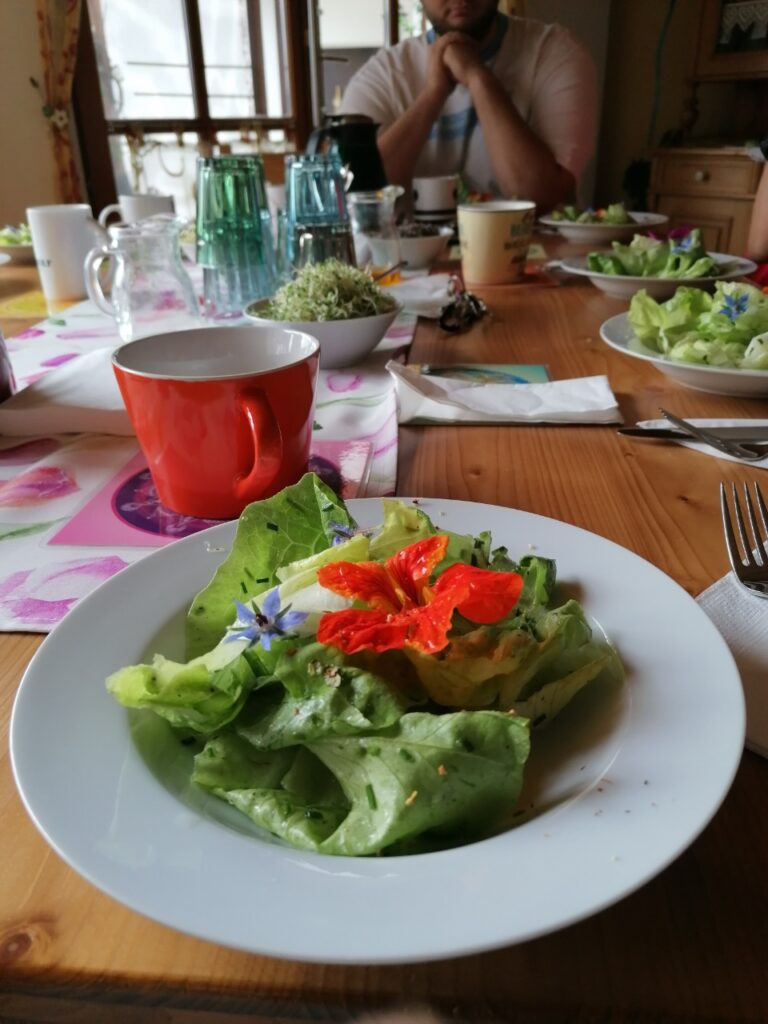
[234,389,283,502]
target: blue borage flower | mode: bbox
[226,589,308,650]
[671,233,695,254]
[719,292,749,323]
[329,521,357,546]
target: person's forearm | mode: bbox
[466,66,574,210]
[377,89,448,189]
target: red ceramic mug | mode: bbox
[112,325,320,519]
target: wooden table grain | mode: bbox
[1,258,767,1024]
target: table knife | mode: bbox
[618,426,768,442]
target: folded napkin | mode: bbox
[386,274,452,319]
[637,418,768,469]
[387,361,622,424]
[0,347,133,436]
[698,573,768,758]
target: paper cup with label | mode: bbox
[457,200,536,286]
[112,325,320,519]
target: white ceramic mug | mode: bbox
[98,193,175,227]
[27,204,107,303]
[413,175,459,221]
[0,330,16,404]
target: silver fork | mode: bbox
[660,409,768,462]
[720,481,768,599]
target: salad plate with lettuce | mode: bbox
[539,205,668,245]
[0,223,34,264]
[600,280,768,395]
[10,476,744,962]
[560,230,756,300]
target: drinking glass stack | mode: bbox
[196,155,279,318]
[284,153,355,270]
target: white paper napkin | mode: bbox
[698,573,768,758]
[385,274,452,319]
[387,361,622,424]
[637,418,768,469]
[0,347,133,436]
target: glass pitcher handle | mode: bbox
[84,247,124,318]
[234,389,283,502]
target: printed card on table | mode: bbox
[409,363,551,384]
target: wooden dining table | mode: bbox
[1,247,767,1024]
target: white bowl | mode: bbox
[0,245,32,265]
[539,211,669,245]
[243,300,401,369]
[600,312,768,397]
[399,227,453,269]
[559,252,758,300]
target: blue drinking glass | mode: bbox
[284,153,355,269]
[196,155,278,317]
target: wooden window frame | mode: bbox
[693,0,768,81]
[73,0,314,211]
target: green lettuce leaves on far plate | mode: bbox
[587,229,718,279]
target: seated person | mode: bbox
[339,0,598,212]
[747,160,768,286]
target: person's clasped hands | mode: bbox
[425,30,486,100]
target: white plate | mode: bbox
[539,212,669,245]
[0,244,33,265]
[559,252,757,300]
[10,498,744,964]
[600,312,768,396]
[0,251,11,267]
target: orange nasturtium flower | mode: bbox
[316,535,523,656]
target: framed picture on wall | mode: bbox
[694,0,768,79]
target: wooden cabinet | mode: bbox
[649,147,762,255]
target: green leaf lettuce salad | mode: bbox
[628,280,768,369]
[552,203,631,224]
[587,229,720,279]
[0,223,31,246]
[106,473,623,856]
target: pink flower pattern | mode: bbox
[0,557,128,628]
[0,295,413,631]
[326,373,363,393]
[0,466,79,507]
[41,352,79,368]
[0,439,61,465]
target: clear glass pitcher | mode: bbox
[84,215,200,341]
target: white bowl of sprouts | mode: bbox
[245,260,401,369]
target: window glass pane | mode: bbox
[86,0,195,119]
[318,0,387,47]
[198,0,292,118]
[318,0,386,115]
[108,132,200,220]
[398,1,427,39]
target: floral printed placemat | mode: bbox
[0,299,416,632]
